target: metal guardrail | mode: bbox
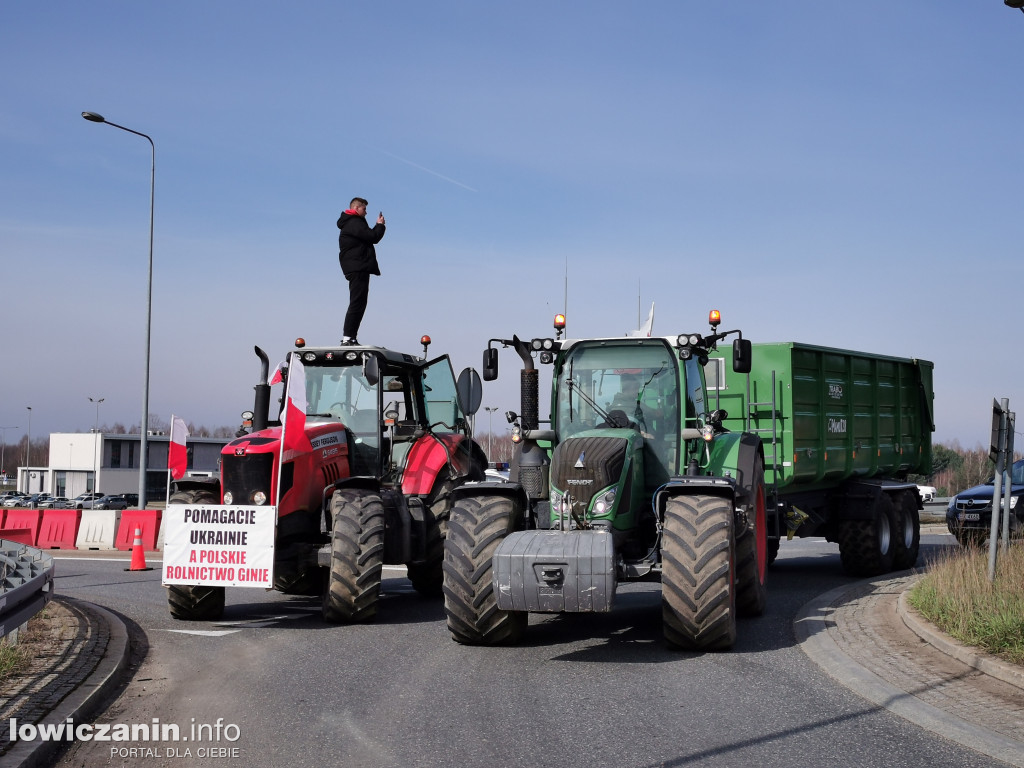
[0,540,55,641]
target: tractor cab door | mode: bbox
[419,355,471,436]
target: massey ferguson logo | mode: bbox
[234,447,246,456]
[574,451,586,469]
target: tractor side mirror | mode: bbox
[483,347,499,382]
[456,367,483,416]
[732,338,752,374]
[363,354,380,386]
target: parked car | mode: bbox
[946,458,1024,546]
[39,496,72,509]
[72,492,105,509]
[91,494,129,510]
[918,485,937,503]
[119,493,139,508]
[3,493,28,507]
[27,493,53,508]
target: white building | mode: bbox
[17,431,230,501]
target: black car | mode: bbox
[946,458,1024,546]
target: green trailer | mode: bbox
[709,342,934,572]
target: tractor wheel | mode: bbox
[168,584,226,621]
[322,488,385,623]
[892,491,921,571]
[273,542,326,596]
[735,456,768,617]
[837,493,897,577]
[407,479,456,598]
[442,493,526,645]
[661,494,737,651]
[167,488,225,621]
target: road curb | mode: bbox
[7,598,131,768]
[796,575,1024,768]
[898,587,1024,692]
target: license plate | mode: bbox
[958,513,981,522]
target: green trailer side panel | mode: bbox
[709,342,933,494]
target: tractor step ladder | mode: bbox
[744,369,784,539]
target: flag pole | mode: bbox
[166,413,175,506]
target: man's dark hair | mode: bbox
[350,197,368,208]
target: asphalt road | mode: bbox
[51,531,999,768]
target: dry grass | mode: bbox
[909,543,1024,666]
[0,608,50,685]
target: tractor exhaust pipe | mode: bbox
[253,345,271,432]
[511,335,539,430]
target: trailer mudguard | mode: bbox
[401,434,486,496]
[833,479,920,521]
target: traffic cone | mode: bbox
[126,527,153,571]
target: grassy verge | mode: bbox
[0,609,50,685]
[909,543,1024,666]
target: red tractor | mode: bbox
[167,337,487,622]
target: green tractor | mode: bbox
[442,311,767,650]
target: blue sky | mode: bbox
[2,2,1022,451]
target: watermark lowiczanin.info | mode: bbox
[8,717,241,758]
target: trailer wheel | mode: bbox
[442,493,526,645]
[322,488,385,623]
[167,488,226,621]
[838,494,897,576]
[892,491,921,570]
[766,538,781,567]
[661,494,736,651]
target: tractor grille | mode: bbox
[222,453,274,503]
[518,465,548,499]
[550,436,627,510]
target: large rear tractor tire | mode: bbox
[167,488,226,621]
[661,494,737,651]
[442,493,526,645]
[892,491,921,571]
[322,489,385,623]
[735,457,768,617]
[837,493,897,577]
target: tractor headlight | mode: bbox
[253,491,268,506]
[592,488,617,516]
[223,491,234,505]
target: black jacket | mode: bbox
[337,212,386,277]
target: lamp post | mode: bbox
[0,426,18,486]
[484,406,499,461]
[82,111,155,508]
[89,397,104,492]
[25,407,31,470]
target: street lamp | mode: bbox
[0,426,19,486]
[89,397,104,492]
[25,407,31,469]
[484,406,500,461]
[83,111,155,508]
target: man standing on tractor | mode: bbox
[338,197,386,345]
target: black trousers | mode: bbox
[343,271,371,339]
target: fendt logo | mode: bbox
[827,418,847,434]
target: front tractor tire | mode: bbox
[661,494,737,651]
[442,493,526,645]
[167,488,226,621]
[322,489,385,623]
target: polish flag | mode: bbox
[169,415,189,480]
[270,358,287,386]
[281,355,312,458]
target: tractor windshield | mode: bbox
[555,340,681,474]
[304,363,382,474]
